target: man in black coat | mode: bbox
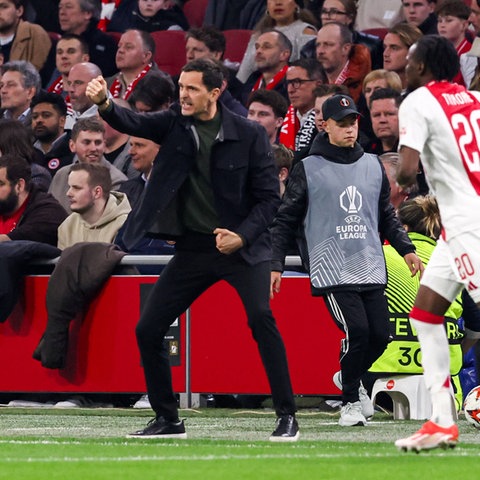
[86,58,299,442]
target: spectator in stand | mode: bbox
[58,0,118,77]
[0,119,52,191]
[0,0,52,75]
[366,87,401,156]
[315,22,371,103]
[279,57,325,152]
[362,69,403,111]
[31,92,74,178]
[271,142,293,197]
[379,152,410,209]
[204,0,265,30]
[49,116,127,211]
[127,71,175,112]
[0,155,67,244]
[247,89,289,145]
[240,30,292,106]
[302,0,384,70]
[107,29,162,101]
[403,0,438,35]
[383,22,423,90]
[0,60,40,126]
[236,0,317,84]
[312,83,349,134]
[66,61,102,125]
[107,0,189,32]
[47,34,90,102]
[468,0,480,36]
[436,0,476,87]
[103,98,137,179]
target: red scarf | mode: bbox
[109,63,153,100]
[48,76,63,94]
[252,65,288,92]
[278,104,299,150]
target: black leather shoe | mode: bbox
[269,414,299,442]
[127,417,187,439]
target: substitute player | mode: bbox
[395,35,480,451]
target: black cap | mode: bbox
[322,94,360,121]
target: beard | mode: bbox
[0,188,18,216]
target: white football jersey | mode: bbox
[399,80,480,240]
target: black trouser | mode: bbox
[324,288,390,404]
[135,247,296,421]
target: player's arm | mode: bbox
[397,145,420,189]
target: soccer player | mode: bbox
[395,35,480,451]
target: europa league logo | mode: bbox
[340,185,362,214]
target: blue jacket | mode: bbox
[100,102,280,265]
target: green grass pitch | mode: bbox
[0,407,479,480]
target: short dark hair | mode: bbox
[0,154,32,190]
[411,35,459,82]
[69,162,111,200]
[369,87,402,109]
[186,26,226,57]
[436,0,471,20]
[289,57,327,83]
[0,119,37,164]
[57,33,90,55]
[181,58,224,90]
[128,72,175,111]
[31,91,68,117]
[272,143,293,172]
[71,116,105,141]
[247,89,289,118]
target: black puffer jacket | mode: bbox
[270,132,415,276]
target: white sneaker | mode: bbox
[333,371,374,419]
[339,401,367,426]
[133,394,151,409]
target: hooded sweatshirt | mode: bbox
[57,191,131,250]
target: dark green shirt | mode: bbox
[181,111,222,234]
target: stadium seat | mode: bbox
[371,375,432,420]
[223,29,253,64]
[361,27,388,40]
[151,30,187,77]
[48,31,61,43]
[183,0,209,28]
[105,30,122,45]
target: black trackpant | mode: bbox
[324,288,390,404]
[135,246,296,420]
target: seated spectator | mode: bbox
[436,0,476,86]
[204,0,265,30]
[34,162,131,370]
[315,22,371,103]
[47,34,90,103]
[127,70,175,112]
[103,98,137,179]
[0,118,52,191]
[383,22,422,90]
[0,60,41,126]
[379,152,410,209]
[0,155,67,244]
[58,162,131,249]
[58,0,118,77]
[469,0,480,36]
[240,30,292,106]
[107,29,162,100]
[365,87,401,155]
[246,89,289,145]
[66,61,102,125]
[403,0,438,35]
[0,0,52,74]
[279,58,325,151]
[272,143,293,197]
[31,92,73,179]
[236,0,317,84]
[304,0,384,70]
[107,0,189,32]
[49,116,127,211]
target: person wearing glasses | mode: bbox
[236,0,317,84]
[278,57,325,152]
[301,0,383,70]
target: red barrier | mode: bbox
[0,276,342,395]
